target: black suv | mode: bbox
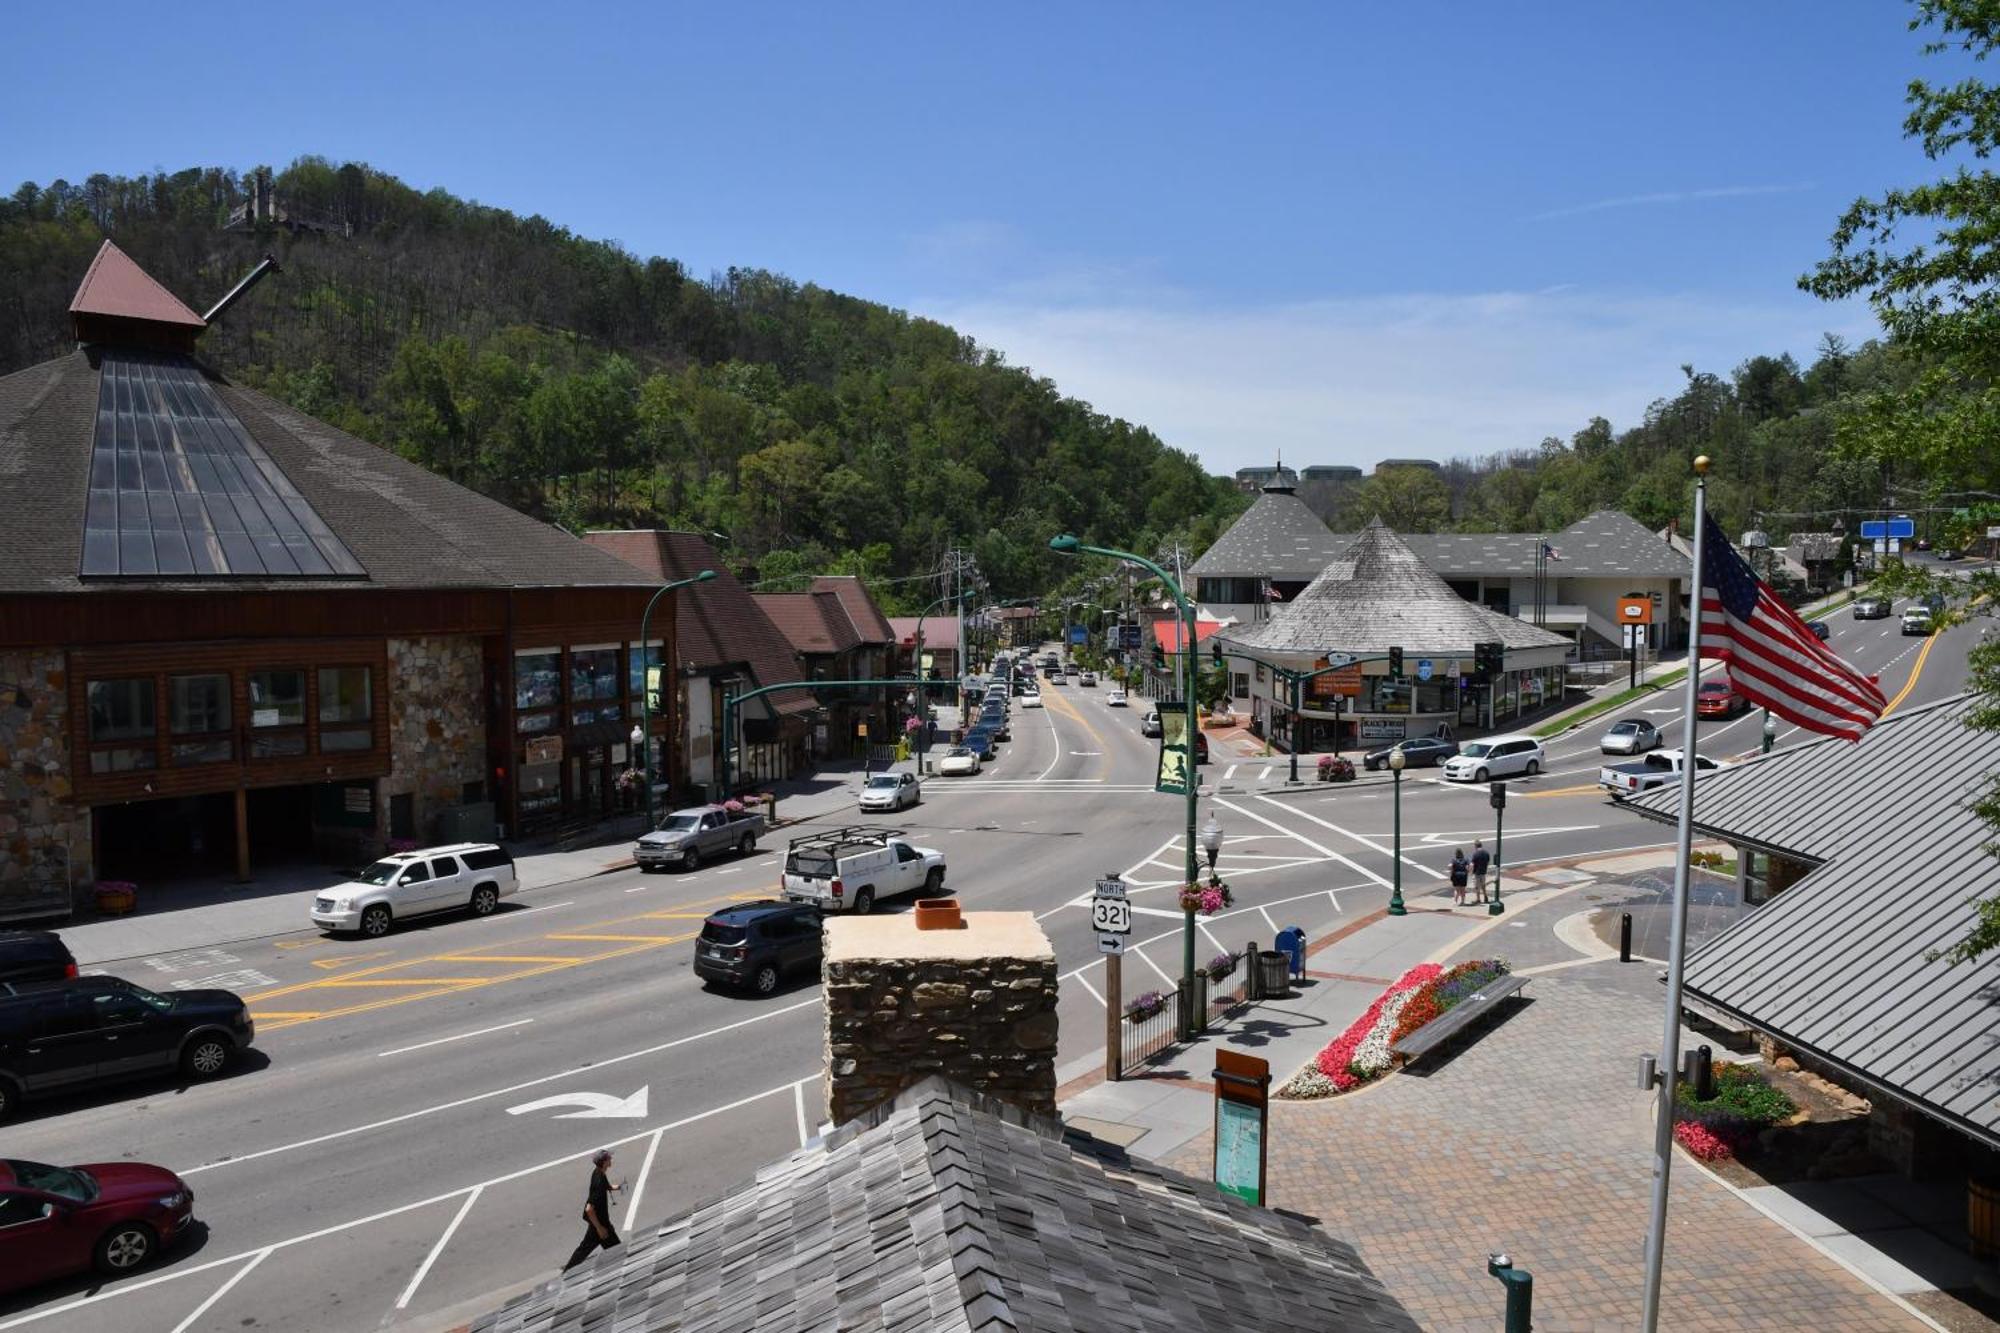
[0,931,77,985]
[694,902,823,995]
[0,977,255,1120]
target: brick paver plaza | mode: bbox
[1166,959,1926,1331]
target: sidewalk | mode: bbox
[1054,848,1942,1331]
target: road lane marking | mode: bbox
[546,932,685,942]
[793,1082,812,1148]
[1257,905,1278,932]
[501,900,573,915]
[167,1247,269,1333]
[377,1019,533,1058]
[1521,784,1600,799]
[1133,946,1176,985]
[395,1187,481,1310]
[1879,626,1942,718]
[435,954,575,964]
[311,950,392,970]
[1259,766,1273,780]
[1223,764,1239,779]
[1073,971,1104,1006]
[623,1126,666,1232]
[1215,797,1392,889]
[182,998,821,1177]
[306,977,504,987]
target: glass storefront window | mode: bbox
[90,747,156,774]
[169,674,230,734]
[171,738,232,765]
[248,670,306,727]
[571,649,620,702]
[249,732,307,759]
[320,730,373,753]
[515,651,561,710]
[518,711,556,735]
[87,680,154,741]
[318,667,372,723]
[629,643,663,709]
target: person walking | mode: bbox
[1470,840,1490,903]
[1448,849,1469,905]
[563,1149,624,1272]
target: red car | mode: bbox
[1696,680,1746,719]
[0,1158,195,1294]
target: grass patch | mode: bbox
[1533,665,1689,738]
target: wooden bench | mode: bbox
[1391,974,1530,1066]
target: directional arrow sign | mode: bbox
[507,1087,650,1120]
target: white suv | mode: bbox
[311,843,518,938]
[1441,735,1545,783]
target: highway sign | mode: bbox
[1098,932,1128,956]
[1094,876,1127,898]
[1415,658,1433,682]
[1859,517,1915,540]
[1091,897,1133,933]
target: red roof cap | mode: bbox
[69,240,205,328]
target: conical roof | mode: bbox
[68,239,205,327]
[1221,518,1570,656]
[1188,484,1345,577]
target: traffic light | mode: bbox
[1211,642,1225,666]
[1473,641,1504,680]
[1151,643,1165,669]
[1388,646,1403,677]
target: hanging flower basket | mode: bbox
[721,798,746,815]
[1177,880,1234,915]
[615,768,645,795]
[1207,950,1239,980]
[1125,990,1167,1024]
[95,881,138,915]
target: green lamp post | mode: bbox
[636,568,718,829]
[1387,745,1408,915]
[1051,534,1202,1037]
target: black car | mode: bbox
[1361,736,1459,771]
[979,708,1011,741]
[0,977,254,1120]
[694,901,823,995]
[1937,547,1961,561]
[0,931,77,986]
[1807,620,1830,641]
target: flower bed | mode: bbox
[1277,958,1511,1099]
[1671,1062,1797,1162]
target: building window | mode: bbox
[171,738,233,765]
[320,729,373,753]
[517,711,557,735]
[90,747,156,774]
[87,679,154,742]
[318,666,373,754]
[1232,672,1249,699]
[629,643,664,712]
[514,651,561,709]
[249,732,308,759]
[571,649,620,703]
[248,670,306,727]
[169,674,230,734]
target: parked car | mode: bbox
[1361,736,1458,771]
[1937,547,1961,561]
[693,901,823,995]
[859,772,921,812]
[979,709,1012,741]
[961,729,997,761]
[1599,748,1719,799]
[1599,719,1663,755]
[936,745,982,776]
[1806,620,1830,642]
[1915,537,1933,551]
[1852,596,1891,620]
[633,805,766,873]
[1020,688,1043,709]
[0,1157,197,1292]
[1140,710,1163,738]
[1194,730,1210,765]
[311,843,518,936]
[1695,680,1747,719]
[1902,606,1934,636]
[0,977,254,1120]
[1106,689,1128,707]
[1078,671,1097,687]
[0,932,77,986]
[781,828,946,915]
[1440,735,1544,782]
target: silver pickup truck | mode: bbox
[634,804,766,871]
[1598,749,1718,800]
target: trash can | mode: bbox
[1258,950,1292,999]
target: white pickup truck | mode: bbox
[781,827,947,915]
[1598,748,1719,800]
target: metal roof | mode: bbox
[470,1077,1418,1333]
[68,240,205,328]
[1624,695,2000,1148]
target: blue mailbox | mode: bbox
[1274,926,1307,980]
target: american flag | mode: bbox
[1697,512,1884,740]
[1264,581,1284,601]
[1541,542,1562,561]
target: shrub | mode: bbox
[1674,1120,1735,1161]
[1675,1062,1795,1127]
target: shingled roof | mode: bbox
[756,590,864,656]
[581,530,814,716]
[811,575,896,644]
[1221,519,1570,657]
[470,1078,1418,1333]
[1188,483,1350,578]
[0,350,657,593]
[1620,695,2000,1149]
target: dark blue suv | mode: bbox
[694,901,823,996]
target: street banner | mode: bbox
[1156,708,1191,795]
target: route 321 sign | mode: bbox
[1092,876,1132,951]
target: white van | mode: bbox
[1440,734,1546,783]
[781,828,946,915]
[311,843,518,937]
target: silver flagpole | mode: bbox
[1640,455,1711,1329]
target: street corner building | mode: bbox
[0,240,697,919]
[467,1077,1421,1333]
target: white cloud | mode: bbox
[1529,183,1817,222]
[918,287,1878,475]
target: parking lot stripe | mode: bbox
[166,1247,269,1333]
[622,1127,667,1232]
[395,1186,482,1310]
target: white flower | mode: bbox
[1350,988,1417,1076]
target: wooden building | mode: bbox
[0,241,685,918]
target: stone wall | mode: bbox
[0,649,91,917]
[823,912,1059,1127]
[384,636,486,845]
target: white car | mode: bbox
[1105,689,1128,707]
[1021,689,1043,708]
[1440,734,1546,782]
[858,771,921,811]
[937,746,982,775]
[1600,719,1662,755]
[311,843,518,938]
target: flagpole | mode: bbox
[1640,455,1710,1330]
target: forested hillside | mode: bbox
[0,159,1245,609]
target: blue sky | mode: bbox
[1,2,1946,473]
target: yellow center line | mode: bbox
[302,977,506,987]
[1523,784,1601,799]
[1878,626,1942,720]
[546,932,684,942]
[433,954,579,964]
[1042,681,1107,752]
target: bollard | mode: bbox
[1619,912,1632,963]
[1247,940,1262,1002]
[1695,1044,1714,1101]
[1487,1253,1533,1332]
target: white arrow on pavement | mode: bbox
[1642,708,1679,715]
[506,1087,650,1120]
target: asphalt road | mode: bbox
[1,616,1982,1333]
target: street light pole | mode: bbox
[1052,535,1202,1037]
[637,568,717,828]
[1761,710,1776,755]
[1388,747,1407,915]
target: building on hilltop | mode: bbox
[0,241,684,916]
[223,166,351,237]
[1374,457,1442,473]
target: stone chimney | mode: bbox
[822,907,1058,1126]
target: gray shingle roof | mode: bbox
[0,350,656,593]
[470,1078,1419,1333]
[1623,695,2000,1148]
[1188,486,1349,577]
[1220,520,1571,657]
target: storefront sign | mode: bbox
[1212,1049,1270,1206]
[342,785,372,815]
[1360,718,1406,741]
[524,736,564,765]
[1308,660,1362,699]
[1617,597,1653,625]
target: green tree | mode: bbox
[1337,465,1453,531]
